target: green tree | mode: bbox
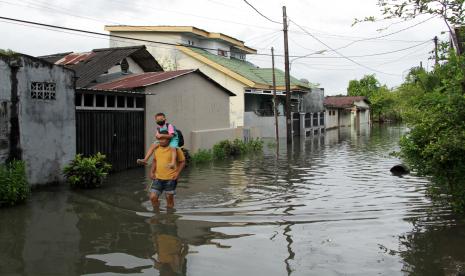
[347,74,380,98]
[347,74,399,121]
[376,0,465,30]
[361,0,465,211]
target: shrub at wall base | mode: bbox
[63,153,112,189]
[0,160,30,207]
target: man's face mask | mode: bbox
[156,120,165,126]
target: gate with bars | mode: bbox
[75,89,145,172]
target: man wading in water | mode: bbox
[149,130,186,209]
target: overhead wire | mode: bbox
[0,15,436,61]
[289,19,402,77]
[242,0,281,24]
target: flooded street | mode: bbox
[1,125,465,276]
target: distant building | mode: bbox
[0,53,75,185]
[324,96,371,129]
[104,25,317,136]
[92,69,237,153]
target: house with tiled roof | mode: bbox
[91,69,237,152]
[105,25,321,135]
[324,96,371,129]
[39,45,239,169]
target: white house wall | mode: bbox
[325,108,339,129]
[109,32,183,70]
[144,72,231,152]
[354,100,370,125]
[107,57,144,74]
[339,109,352,127]
[200,40,230,56]
[177,53,245,128]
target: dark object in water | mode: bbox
[390,164,410,175]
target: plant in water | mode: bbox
[63,153,112,189]
[190,139,264,164]
[190,149,213,163]
[0,160,29,207]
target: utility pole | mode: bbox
[271,47,279,147]
[434,36,439,66]
[282,6,292,144]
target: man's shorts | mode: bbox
[150,179,177,195]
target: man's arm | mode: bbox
[172,160,185,180]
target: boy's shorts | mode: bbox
[150,179,177,195]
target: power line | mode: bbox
[288,15,436,46]
[243,0,281,24]
[0,15,436,61]
[289,19,402,77]
[330,15,437,51]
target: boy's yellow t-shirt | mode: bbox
[153,147,185,180]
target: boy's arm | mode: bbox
[156,133,174,139]
[150,156,157,180]
[144,143,156,161]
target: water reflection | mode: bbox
[1,124,465,275]
[149,212,187,276]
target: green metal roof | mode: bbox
[189,48,311,89]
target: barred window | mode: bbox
[31,82,56,100]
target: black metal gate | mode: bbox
[76,110,144,172]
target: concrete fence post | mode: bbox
[299,112,306,137]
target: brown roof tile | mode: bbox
[324,96,369,108]
[91,69,236,96]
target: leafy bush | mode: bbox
[0,160,29,207]
[397,49,465,211]
[191,139,264,164]
[63,153,112,189]
[245,139,264,152]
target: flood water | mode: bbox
[1,125,465,276]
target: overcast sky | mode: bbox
[0,0,448,94]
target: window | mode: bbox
[117,96,125,108]
[84,94,94,107]
[31,82,56,100]
[135,97,144,108]
[96,94,105,107]
[75,93,82,106]
[127,96,134,108]
[107,95,115,107]
[218,49,227,57]
[76,93,144,110]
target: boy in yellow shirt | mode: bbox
[149,130,186,209]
